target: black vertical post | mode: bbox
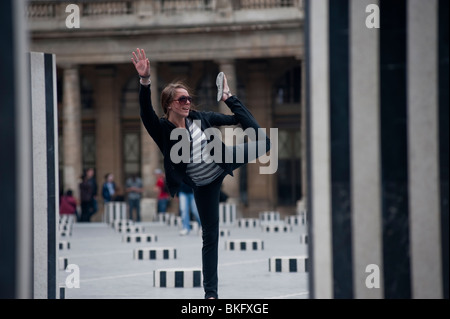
[0,0,18,298]
[304,0,314,299]
[379,0,411,299]
[0,0,32,299]
[438,0,449,300]
[329,0,353,299]
[45,54,57,299]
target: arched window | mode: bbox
[80,76,94,110]
[274,65,301,105]
[273,65,302,206]
[121,77,141,180]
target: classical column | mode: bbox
[0,0,33,299]
[95,66,123,201]
[306,0,333,299]
[244,61,273,215]
[300,58,308,209]
[216,60,240,200]
[62,66,82,199]
[141,63,162,198]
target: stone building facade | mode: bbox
[28,0,305,218]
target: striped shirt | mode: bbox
[185,118,224,186]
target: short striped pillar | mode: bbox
[285,215,306,227]
[59,215,76,225]
[104,201,127,224]
[259,211,280,223]
[225,239,264,251]
[58,241,70,250]
[300,234,309,245]
[219,229,231,237]
[59,286,65,299]
[237,218,260,228]
[156,213,171,223]
[269,256,309,273]
[262,223,293,233]
[154,269,202,288]
[190,221,200,233]
[112,219,134,230]
[133,247,177,260]
[296,201,307,217]
[219,203,236,226]
[166,215,182,227]
[58,223,73,232]
[123,234,158,243]
[116,225,144,234]
[58,257,68,271]
[59,230,72,237]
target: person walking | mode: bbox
[102,173,116,204]
[79,172,94,222]
[60,189,78,217]
[178,182,201,236]
[132,48,271,299]
[154,169,170,213]
[125,174,143,222]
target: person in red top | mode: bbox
[60,190,77,216]
[154,169,170,213]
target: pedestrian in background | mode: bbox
[86,168,98,218]
[154,169,170,213]
[102,173,116,203]
[60,189,78,217]
[125,173,143,221]
[79,172,94,222]
[178,182,201,236]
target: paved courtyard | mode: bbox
[58,216,309,299]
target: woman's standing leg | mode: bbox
[193,175,224,299]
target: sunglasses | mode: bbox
[174,96,193,105]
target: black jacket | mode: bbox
[139,84,268,197]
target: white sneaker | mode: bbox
[216,72,224,102]
[179,229,189,236]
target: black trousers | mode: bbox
[80,201,92,222]
[193,100,271,299]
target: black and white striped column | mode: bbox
[305,0,448,299]
[30,52,59,299]
[269,257,308,273]
[154,269,202,288]
[0,0,33,299]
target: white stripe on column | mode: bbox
[184,270,193,288]
[167,270,175,288]
[350,0,383,299]
[51,53,60,299]
[407,0,442,299]
[31,52,49,299]
[14,0,33,299]
[309,0,333,299]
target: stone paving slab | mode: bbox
[58,220,309,299]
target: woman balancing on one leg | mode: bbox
[132,48,271,299]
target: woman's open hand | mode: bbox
[131,48,150,77]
